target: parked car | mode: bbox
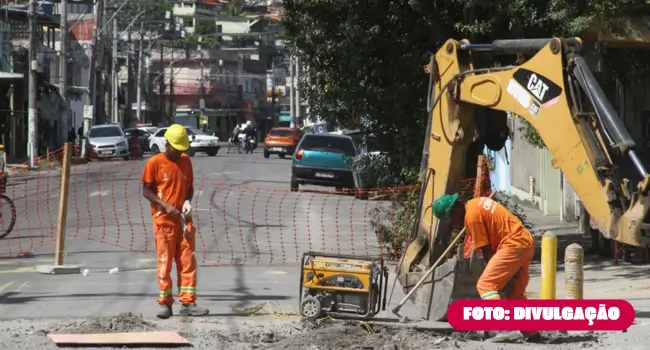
[290,133,372,198]
[87,124,130,160]
[149,126,220,156]
[124,125,158,152]
[263,127,302,159]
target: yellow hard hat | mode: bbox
[164,124,190,151]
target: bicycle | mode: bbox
[226,137,240,154]
[0,193,17,239]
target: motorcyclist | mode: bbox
[241,121,257,150]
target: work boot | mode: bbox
[179,304,209,316]
[156,304,173,319]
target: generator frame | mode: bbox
[299,251,389,320]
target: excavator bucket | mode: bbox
[427,247,485,321]
[400,157,492,321]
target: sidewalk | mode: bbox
[4,164,60,186]
[518,201,580,235]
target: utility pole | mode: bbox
[169,44,174,123]
[59,0,69,146]
[27,0,37,167]
[125,25,132,128]
[83,0,101,157]
[166,9,175,124]
[135,22,143,124]
[295,55,301,127]
[159,41,164,123]
[199,38,205,114]
[111,18,118,124]
[289,54,294,129]
[271,58,276,118]
[100,4,109,124]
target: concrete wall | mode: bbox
[509,117,541,205]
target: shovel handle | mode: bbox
[392,191,497,313]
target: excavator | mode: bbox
[396,37,650,321]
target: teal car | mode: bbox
[291,133,371,197]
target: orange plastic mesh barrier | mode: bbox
[0,149,426,266]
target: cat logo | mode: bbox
[512,68,562,106]
[527,74,549,102]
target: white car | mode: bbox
[149,126,220,157]
[87,124,131,160]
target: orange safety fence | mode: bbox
[0,147,494,265]
[0,156,424,266]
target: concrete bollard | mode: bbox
[540,231,557,299]
[565,243,584,299]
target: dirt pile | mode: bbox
[264,320,455,350]
[40,312,157,335]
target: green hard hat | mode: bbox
[433,193,460,219]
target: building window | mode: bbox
[183,18,194,28]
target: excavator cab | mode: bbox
[398,37,650,321]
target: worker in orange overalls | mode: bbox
[141,124,209,319]
[433,194,543,343]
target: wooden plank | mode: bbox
[48,331,190,345]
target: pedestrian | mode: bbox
[432,194,543,343]
[77,125,84,144]
[141,124,209,319]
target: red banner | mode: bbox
[447,299,634,331]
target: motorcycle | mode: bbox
[241,136,256,154]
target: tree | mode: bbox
[283,0,650,172]
[221,0,246,16]
[109,0,172,33]
[183,20,219,49]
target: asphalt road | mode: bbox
[0,150,384,264]
[0,150,391,318]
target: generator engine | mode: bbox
[299,252,389,320]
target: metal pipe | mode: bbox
[629,150,648,176]
[459,44,496,51]
[492,39,551,54]
[572,57,635,153]
[460,40,552,54]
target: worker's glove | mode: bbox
[182,200,192,217]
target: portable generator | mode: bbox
[298,251,389,320]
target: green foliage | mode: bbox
[368,188,419,260]
[283,0,649,157]
[183,20,219,49]
[110,0,172,32]
[518,119,546,149]
[283,0,647,252]
[221,0,245,16]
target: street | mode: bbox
[0,151,390,318]
[0,151,385,265]
[0,152,646,349]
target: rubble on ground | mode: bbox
[0,314,615,350]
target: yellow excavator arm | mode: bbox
[398,37,650,320]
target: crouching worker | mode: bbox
[141,124,209,319]
[432,194,543,343]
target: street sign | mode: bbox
[83,105,93,120]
